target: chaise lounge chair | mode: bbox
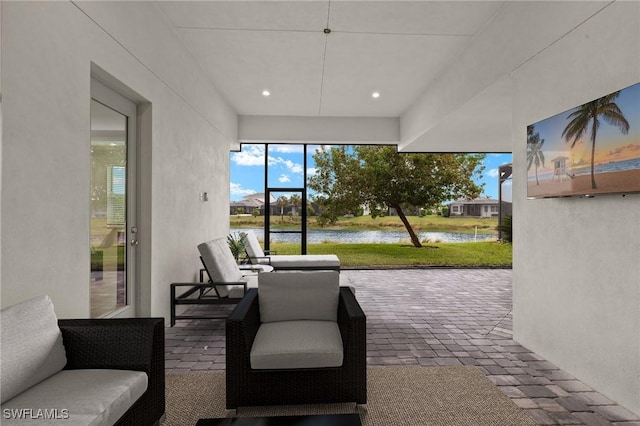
[170,237,261,326]
[240,230,340,271]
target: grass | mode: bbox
[231,214,498,234]
[267,241,512,267]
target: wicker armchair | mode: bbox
[59,318,165,426]
[226,280,366,410]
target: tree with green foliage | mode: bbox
[289,194,302,216]
[526,125,545,186]
[276,195,289,220]
[308,145,485,247]
[562,91,629,189]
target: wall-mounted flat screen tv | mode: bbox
[527,81,640,199]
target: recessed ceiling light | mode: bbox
[371,92,380,99]
[262,90,271,97]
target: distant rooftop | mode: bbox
[449,197,499,205]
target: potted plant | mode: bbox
[227,232,246,264]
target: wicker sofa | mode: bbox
[226,271,366,409]
[0,295,165,425]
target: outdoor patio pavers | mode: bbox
[164,268,640,426]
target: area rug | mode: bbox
[164,366,536,426]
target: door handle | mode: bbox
[130,226,138,246]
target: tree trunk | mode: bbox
[393,204,422,248]
[590,116,598,189]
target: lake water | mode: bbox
[231,228,497,244]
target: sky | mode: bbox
[230,145,513,204]
[529,81,640,177]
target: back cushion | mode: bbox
[240,231,265,263]
[259,271,339,323]
[1,295,67,403]
[198,239,244,298]
[198,238,243,283]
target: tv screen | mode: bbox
[527,81,640,199]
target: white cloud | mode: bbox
[230,182,256,199]
[278,174,291,183]
[269,157,304,174]
[307,167,317,176]
[231,145,265,166]
[487,168,500,178]
[233,144,305,174]
[285,159,303,174]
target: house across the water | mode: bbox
[448,197,507,218]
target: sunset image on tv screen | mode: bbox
[527,82,640,198]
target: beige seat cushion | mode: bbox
[250,320,344,370]
[1,369,147,426]
[268,254,340,269]
[227,274,258,298]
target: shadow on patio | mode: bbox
[165,269,639,426]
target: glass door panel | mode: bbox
[90,99,128,318]
[267,189,304,255]
[265,143,308,254]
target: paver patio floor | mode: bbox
[165,268,639,426]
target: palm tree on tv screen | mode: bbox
[561,91,629,189]
[526,125,545,185]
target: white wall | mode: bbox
[1,2,235,321]
[0,0,3,293]
[513,1,640,415]
[238,116,400,146]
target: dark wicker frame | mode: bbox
[58,318,165,426]
[226,288,366,409]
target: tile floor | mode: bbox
[165,268,640,426]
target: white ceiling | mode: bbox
[157,1,506,117]
[146,1,616,152]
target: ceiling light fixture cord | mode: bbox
[318,0,331,114]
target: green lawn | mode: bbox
[268,241,512,268]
